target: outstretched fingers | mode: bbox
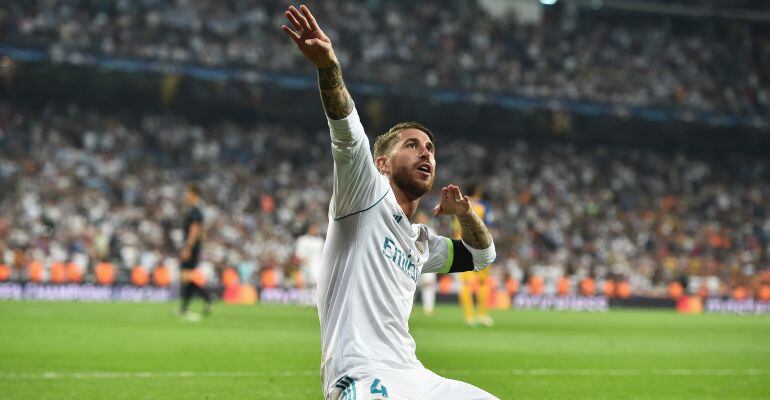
[289,5,312,32]
[285,9,303,33]
[300,5,321,31]
[281,24,301,42]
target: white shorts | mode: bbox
[419,272,437,286]
[326,367,499,400]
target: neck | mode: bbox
[390,180,420,223]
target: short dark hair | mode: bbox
[373,122,435,159]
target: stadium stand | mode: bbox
[1,0,769,115]
[0,1,768,302]
[0,99,768,298]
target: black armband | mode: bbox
[447,239,475,273]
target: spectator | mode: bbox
[1,0,768,115]
[0,100,767,297]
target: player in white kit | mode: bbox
[296,223,325,288]
[282,5,499,400]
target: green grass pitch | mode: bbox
[0,301,768,399]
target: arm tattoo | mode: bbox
[317,63,354,120]
[456,212,493,249]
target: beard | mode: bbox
[391,163,435,199]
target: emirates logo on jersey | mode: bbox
[381,236,419,283]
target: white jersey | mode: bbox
[296,234,325,286]
[317,107,455,393]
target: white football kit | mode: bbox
[296,233,325,287]
[317,107,498,400]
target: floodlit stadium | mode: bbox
[1,1,769,399]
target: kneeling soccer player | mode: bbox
[282,5,499,399]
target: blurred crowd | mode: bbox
[0,101,333,287]
[1,101,768,298]
[2,0,769,115]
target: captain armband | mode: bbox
[442,239,496,273]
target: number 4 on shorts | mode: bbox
[370,378,388,398]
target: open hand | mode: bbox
[281,5,337,68]
[433,185,472,217]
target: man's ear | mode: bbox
[375,155,390,175]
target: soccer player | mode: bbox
[282,5,499,399]
[179,184,212,320]
[415,211,437,317]
[295,223,325,301]
[453,184,495,327]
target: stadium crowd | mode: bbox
[2,0,768,115]
[0,101,768,298]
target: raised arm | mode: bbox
[282,5,353,120]
[282,5,388,219]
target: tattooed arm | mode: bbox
[282,4,388,218]
[432,185,496,271]
[281,5,353,120]
[434,185,492,248]
[456,211,493,250]
[317,63,354,120]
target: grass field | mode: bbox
[0,301,768,400]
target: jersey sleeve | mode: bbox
[327,106,389,219]
[422,232,454,274]
[422,226,480,274]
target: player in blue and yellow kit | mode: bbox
[452,184,494,327]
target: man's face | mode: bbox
[386,129,436,199]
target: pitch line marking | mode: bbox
[446,368,769,377]
[0,369,767,380]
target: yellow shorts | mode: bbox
[458,268,490,285]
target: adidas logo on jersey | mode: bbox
[393,214,403,223]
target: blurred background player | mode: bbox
[453,184,494,327]
[295,223,325,304]
[179,184,212,320]
[419,268,438,317]
[416,211,437,316]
